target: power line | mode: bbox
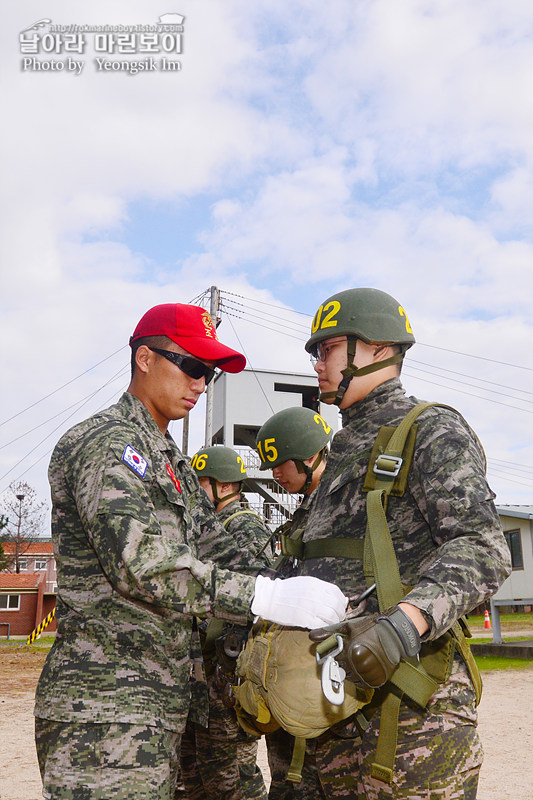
[405,364,533,405]
[415,342,533,372]
[402,368,533,415]
[0,367,128,485]
[0,345,127,428]
[220,306,308,343]
[486,468,533,489]
[225,314,275,415]
[222,290,311,317]
[0,365,129,449]
[410,359,533,397]
[7,382,128,490]
[489,458,533,473]
[221,293,309,330]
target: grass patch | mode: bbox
[474,655,533,671]
[474,635,533,644]
[468,612,533,630]
[0,635,55,651]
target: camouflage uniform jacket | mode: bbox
[299,378,511,639]
[34,392,258,732]
[275,493,315,577]
[217,498,273,561]
[196,498,273,672]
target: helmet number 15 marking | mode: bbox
[257,438,278,463]
[398,306,413,334]
[311,300,341,334]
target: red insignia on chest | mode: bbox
[166,463,182,492]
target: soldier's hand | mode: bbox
[309,606,421,688]
[251,575,347,628]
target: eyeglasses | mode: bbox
[309,337,349,365]
[148,347,217,385]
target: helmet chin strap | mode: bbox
[209,477,241,509]
[319,338,406,406]
[295,450,326,493]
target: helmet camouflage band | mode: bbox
[305,287,415,352]
[190,446,247,483]
[255,407,333,471]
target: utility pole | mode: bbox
[15,492,25,573]
[204,285,221,446]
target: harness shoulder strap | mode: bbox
[362,402,483,783]
[221,509,262,529]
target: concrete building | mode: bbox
[208,367,340,525]
[489,506,533,641]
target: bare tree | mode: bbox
[0,481,47,573]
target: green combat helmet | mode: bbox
[305,288,416,406]
[256,407,333,493]
[190,445,247,504]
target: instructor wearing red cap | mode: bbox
[34,302,347,800]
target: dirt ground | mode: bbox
[0,647,532,800]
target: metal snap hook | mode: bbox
[316,634,346,706]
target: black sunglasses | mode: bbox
[148,347,217,385]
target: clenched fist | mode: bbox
[310,606,421,688]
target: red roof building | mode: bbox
[0,570,57,638]
[1,540,57,593]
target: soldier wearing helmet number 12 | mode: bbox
[273,288,511,799]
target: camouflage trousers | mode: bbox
[35,718,181,800]
[262,659,483,799]
[266,728,299,800]
[176,669,268,800]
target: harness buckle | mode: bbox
[373,454,403,477]
[316,635,346,706]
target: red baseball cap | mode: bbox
[130,303,246,373]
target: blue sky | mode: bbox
[1,0,532,520]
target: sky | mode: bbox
[1,0,533,530]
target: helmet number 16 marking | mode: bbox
[398,306,413,334]
[257,438,278,463]
[190,453,208,470]
[311,300,341,334]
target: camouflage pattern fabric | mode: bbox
[273,493,314,578]
[34,393,265,793]
[274,379,511,797]
[35,718,181,800]
[178,498,270,799]
[217,498,273,560]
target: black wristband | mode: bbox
[377,606,421,657]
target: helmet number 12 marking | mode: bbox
[311,300,341,334]
[398,306,413,334]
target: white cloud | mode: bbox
[1,0,532,509]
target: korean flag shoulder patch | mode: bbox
[122,444,148,478]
